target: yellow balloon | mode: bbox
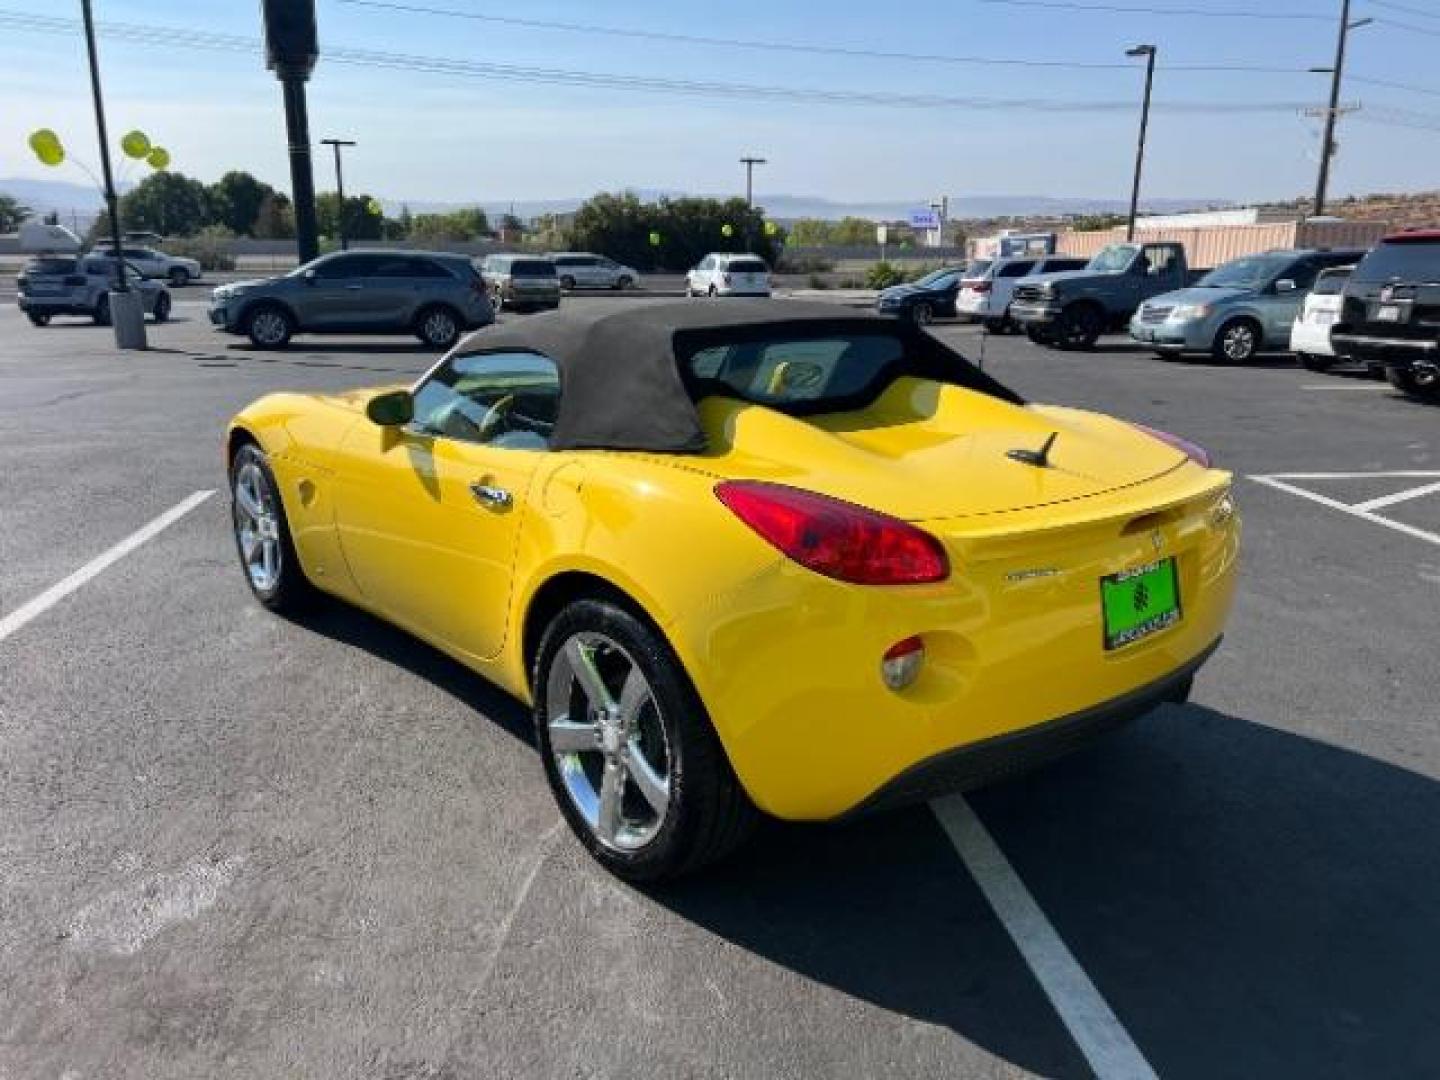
[764,221,778,236]
[366,199,382,216]
[29,128,65,166]
[36,143,65,167]
[721,223,735,238]
[146,147,170,170]
[120,130,151,159]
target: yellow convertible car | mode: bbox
[227,302,1239,880]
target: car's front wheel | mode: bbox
[616,276,633,291]
[152,292,172,323]
[534,599,757,881]
[1213,318,1261,364]
[229,443,313,612]
[168,267,190,287]
[911,301,934,326]
[1055,305,1103,350]
[27,313,51,327]
[1387,364,1440,402]
[245,304,293,349]
[415,304,462,349]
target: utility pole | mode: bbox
[1125,44,1157,243]
[80,0,145,349]
[1311,1,1373,218]
[321,138,356,249]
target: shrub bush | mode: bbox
[865,261,906,289]
[166,227,237,272]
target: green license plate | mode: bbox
[1101,558,1181,651]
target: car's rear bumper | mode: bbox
[1289,319,1336,357]
[844,637,1219,818]
[676,468,1241,821]
[17,297,94,315]
[1332,331,1438,368]
[956,293,992,316]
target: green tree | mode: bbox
[0,193,34,232]
[117,171,213,236]
[316,192,383,241]
[208,170,275,236]
[567,191,784,272]
[409,207,490,243]
[253,192,295,239]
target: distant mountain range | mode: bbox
[2,174,1222,224]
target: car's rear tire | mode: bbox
[27,313,51,327]
[415,304,462,349]
[1055,305,1103,351]
[1298,351,1334,372]
[911,301,934,326]
[533,598,758,882]
[616,276,633,291]
[229,442,314,613]
[983,316,1007,334]
[1213,318,1262,364]
[93,295,111,326]
[245,303,293,349]
[560,275,576,291]
[168,267,190,287]
[1387,365,1440,402]
[1025,325,1054,346]
[152,292,172,323]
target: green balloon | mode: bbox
[721,223,735,238]
[146,146,170,170]
[648,231,662,247]
[764,220,778,236]
[121,130,151,159]
[28,128,64,166]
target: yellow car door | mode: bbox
[333,350,560,663]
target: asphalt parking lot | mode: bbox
[1,295,1436,1079]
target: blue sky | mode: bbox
[2,0,1438,208]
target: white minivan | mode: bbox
[957,255,1088,331]
[686,253,771,298]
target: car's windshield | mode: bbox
[684,331,909,412]
[510,260,556,277]
[1087,245,1139,274]
[726,258,768,273]
[27,257,76,275]
[1197,254,1294,289]
[913,269,953,288]
[1351,240,1440,284]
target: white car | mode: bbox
[1290,264,1355,372]
[549,252,641,291]
[956,255,1088,331]
[686,253,771,298]
[91,242,203,286]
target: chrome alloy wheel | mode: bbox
[249,309,289,347]
[421,308,457,346]
[545,633,672,852]
[233,461,282,592]
[1221,322,1257,361]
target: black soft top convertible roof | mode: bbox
[453,300,1023,453]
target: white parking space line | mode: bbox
[1300,384,1392,391]
[1352,481,1440,513]
[932,795,1160,1080]
[1249,474,1440,548]
[0,490,215,644]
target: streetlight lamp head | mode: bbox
[1126,44,1155,57]
[1308,66,1334,74]
[1348,17,1373,29]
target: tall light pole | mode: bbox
[321,138,356,249]
[80,0,145,349]
[1310,2,1373,218]
[740,156,767,208]
[1125,44,1157,243]
[262,0,320,264]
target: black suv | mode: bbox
[1332,232,1440,403]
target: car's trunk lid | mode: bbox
[693,378,1190,520]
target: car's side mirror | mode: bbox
[1275,278,1297,293]
[366,389,414,427]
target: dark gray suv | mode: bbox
[209,250,494,349]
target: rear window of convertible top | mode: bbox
[681,329,913,413]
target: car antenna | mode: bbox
[1007,431,1059,468]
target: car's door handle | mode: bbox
[345,284,364,291]
[469,482,512,510]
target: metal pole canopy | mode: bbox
[1125,44,1157,243]
[322,138,356,250]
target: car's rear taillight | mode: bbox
[715,481,949,585]
[1133,422,1212,468]
[969,281,991,293]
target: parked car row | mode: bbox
[15,254,173,326]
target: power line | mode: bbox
[0,10,1330,114]
[975,0,1329,20]
[335,0,1307,73]
[1367,0,1440,20]
[1371,14,1440,36]
[1350,74,1440,99]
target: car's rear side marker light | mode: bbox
[881,636,926,690]
[1132,422,1212,468]
[715,481,950,586]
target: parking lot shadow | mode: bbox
[289,602,533,746]
[654,706,1440,1079]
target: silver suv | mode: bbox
[16,254,172,327]
[481,255,562,312]
[209,250,494,350]
[548,252,640,291]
